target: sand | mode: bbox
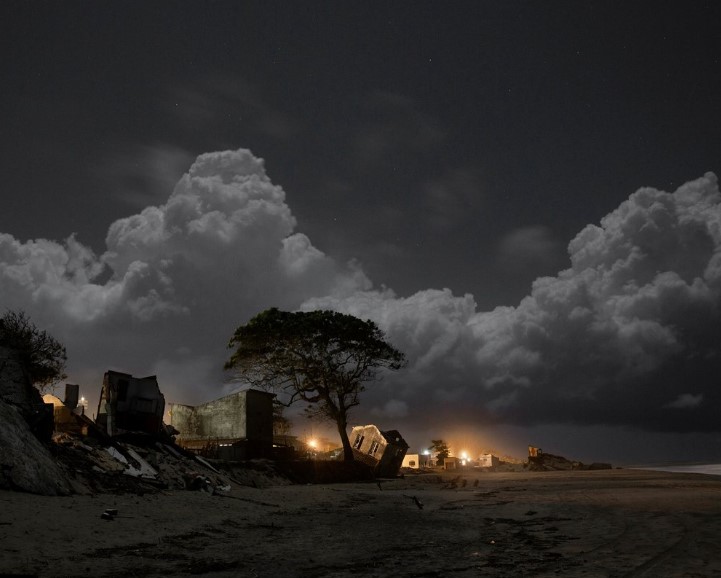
[2,468,721,577]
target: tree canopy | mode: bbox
[0,310,67,391]
[224,308,406,461]
[430,439,450,463]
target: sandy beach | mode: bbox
[2,467,721,577]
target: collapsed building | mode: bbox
[42,383,87,434]
[169,389,274,460]
[349,424,408,477]
[95,370,166,436]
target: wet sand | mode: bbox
[2,468,721,577]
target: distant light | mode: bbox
[308,439,318,449]
[461,451,468,460]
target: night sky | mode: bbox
[2,1,721,464]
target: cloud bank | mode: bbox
[304,172,721,433]
[0,150,370,402]
[2,149,720,436]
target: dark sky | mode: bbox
[5,1,718,305]
[2,1,721,463]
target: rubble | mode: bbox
[50,431,234,495]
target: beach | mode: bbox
[2,467,721,577]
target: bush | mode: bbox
[0,310,67,392]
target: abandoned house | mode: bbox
[95,370,166,436]
[169,389,274,460]
[478,453,500,468]
[350,424,409,477]
[403,453,425,469]
[42,383,86,434]
[443,456,460,470]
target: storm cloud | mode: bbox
[305,172,721,433]
[1,150,720,435]
[0,150,370,402]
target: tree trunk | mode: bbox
[336,416,354,461]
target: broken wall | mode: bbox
[96,371,166,436]
[170,389,274,447]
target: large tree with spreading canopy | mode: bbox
[224,308,406,461]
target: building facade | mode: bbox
[402,453,420,469]
[478,453,500,468]
[169,389,274,459]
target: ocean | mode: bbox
[632,463,721,477]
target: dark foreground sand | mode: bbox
[2,468,721,577]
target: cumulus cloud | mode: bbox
[3,150,720,439]
[304,172,721,433]
[0,149,369,404]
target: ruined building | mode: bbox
[478,453,500,468]
[95,370,166,436]
[42,383,86,434]
[169,389,274,460]
[350,424,408,477]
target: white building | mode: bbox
[402,453,420,468]
[478,453,500,468]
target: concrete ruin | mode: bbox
[43,383,87,434]
[350,424,408,477]
[95,370,166,436]
[443,456,460,470]
[478,453,500,468]
[169,389,274,460]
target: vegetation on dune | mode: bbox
[0,310,67,392]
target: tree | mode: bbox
[0,310,67,391]
[224,308,406,461]
[272,403,292,438]
[429,439,450,463]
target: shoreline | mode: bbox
[624,462,721,477]
[3,467,721,577]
